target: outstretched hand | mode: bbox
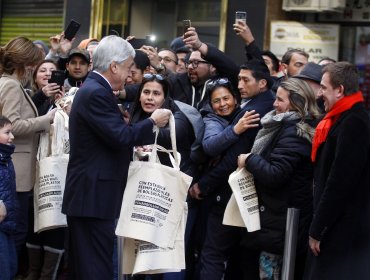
[183,27,208,54]
[233,21,255,45]
[150,109,171,128]
[233,110,260,135]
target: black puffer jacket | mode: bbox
[240,119,314,255]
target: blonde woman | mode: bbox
[238,78,321,280]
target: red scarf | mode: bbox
[311,91,364,162]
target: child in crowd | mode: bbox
[0,116,18,280]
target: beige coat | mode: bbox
[0,74,50,192]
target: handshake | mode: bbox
[149,109,171,128]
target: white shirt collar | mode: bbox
[93,70,112,89]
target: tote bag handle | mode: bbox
[149,113,180,169]
[51,109,68,156]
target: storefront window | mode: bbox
[101,0,129,37]
[0,0,63,46]
[176,0,222,46]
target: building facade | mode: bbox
[0,0,369,107]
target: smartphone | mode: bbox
[183,19,191,38]
[48,70,65,89]
[64,19,81,41]
[128,38,148,49]
[235,11,247,24]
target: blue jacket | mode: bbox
[62,71,156,219]
[0,144,17,234]
[202,107,241,157]
[198,89,275,203]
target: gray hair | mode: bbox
[92,35,135,72]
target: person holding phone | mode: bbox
[31,59,65,115]
[21,59,67,280]
[45,20,80,62]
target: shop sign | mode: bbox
[270,21,339,62]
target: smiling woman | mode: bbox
[201,77,260,157]
[237,77,321,280]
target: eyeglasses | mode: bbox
[185,60,210,69]
[159,56,177,64]
[143,73,165,81]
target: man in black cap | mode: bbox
[64,48,91,92]
[294,62,325,112]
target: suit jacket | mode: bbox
[62,71,156,220]
[0,74,50,191]
[305,103,370,279]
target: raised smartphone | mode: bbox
[64,19,81,41]
[128,38,148,49]
[183,19,191,38]
[235,11,247,24]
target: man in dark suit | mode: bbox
[62,35,171,280]
[305,62,370,279]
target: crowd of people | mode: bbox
[0,18,369,280]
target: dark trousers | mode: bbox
[199,204,241,280]
[67,216,115,280]
[14,191,32,254]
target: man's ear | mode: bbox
[209,65,217,76]
[110,62,118,74]
[337,84,345,98]
[281,63,288,76]
[258,78,267,90]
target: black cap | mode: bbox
[294,62,323,84]
[170,36,186,51]
[68,48,90,63]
